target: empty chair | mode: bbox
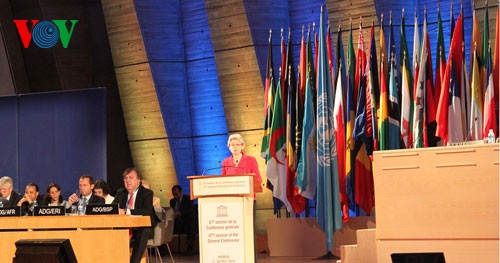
[147,207,175,263]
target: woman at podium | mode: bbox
[222,133,262,195]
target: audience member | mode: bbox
[170,184,196,255]
[141,180,161,208]
[43,183,68,207]
[17,183,43,216]
[94,179,114,204]
[66,174,105,208]
[112,167,158,263]
[0,176,22,207]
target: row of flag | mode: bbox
[260,3,499,252]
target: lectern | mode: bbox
[188,174,256,263]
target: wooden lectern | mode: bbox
[188,174,256,263]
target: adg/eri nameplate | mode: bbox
[34,206,65,216]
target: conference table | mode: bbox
[0,214,151,262]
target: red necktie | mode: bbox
[127,192,134,209]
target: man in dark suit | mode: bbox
[66,174,105,208]
[0,176,22,207]
[170,184,196,255]
[113,167,158,263]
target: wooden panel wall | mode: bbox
[101,0,176,205]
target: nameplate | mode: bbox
[85,204,118,215]
[34,206,65,216]
[0,207,21,217]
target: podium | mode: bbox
[188,174,256,262]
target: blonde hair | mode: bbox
[227,133,245,148]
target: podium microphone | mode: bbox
[201,166,222,176]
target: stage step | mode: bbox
[339,228,376,263]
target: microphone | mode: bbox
[201,165,246,176]
[201,166,223,176]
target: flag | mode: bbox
[400,51,411,148]
[387,13,401,149]
[435,8,446,115]
[267,73,292,213]
[315,6,342,251]
[494,4,499,113]
[285,31,305,214]
[469,46,483,140]
[400,9,412,148]
[379,53,389,150]
[413,11,420,98]
[346,19,357,211]
[413,13,436,148]
[261,30,275,159]
[355,18,366,105]
[367,22,379,150]
[280,29,288,118]
[436,13,463,145]
[352,60,375,215]
[448,59,465,143]
[470,3,482,79]
[296,30,317,200]
[483,2,490,69]
[295,29,306,172]
[334,25,349,223]
[380,13,388,89]
[484,48,497,138]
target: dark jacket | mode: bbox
[113,185,159,228]
[3,191,22,208]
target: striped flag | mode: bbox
[399,10,411,148]
[334,25,348,223]
[261,30,275,159]
[346,20,357,211]
[469,46,483,140]
[315,6,342,251]
[436,13,463,145]
[483,48,497,138]
[267,70,292,212]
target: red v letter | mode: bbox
[13,20,39,48]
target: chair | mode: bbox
[147,207,175,263]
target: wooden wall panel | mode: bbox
[205,0,264,132]
[101,0,176,202]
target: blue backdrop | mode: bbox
[0,88,106,200]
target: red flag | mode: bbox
[436,14,463,144]
[355,19,366,105]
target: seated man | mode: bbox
[0,176,22,207]
[17,183,44,216]
[112,168,158,263]
[170,184,196,255]
[66,174,105,209]
[94,179,114,204]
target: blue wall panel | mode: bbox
[17,88,106,199]
[135,0,229,192]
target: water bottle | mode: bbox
[488,129,495,143]
[77,197,85,215]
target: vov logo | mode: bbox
[13,20,78,49]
